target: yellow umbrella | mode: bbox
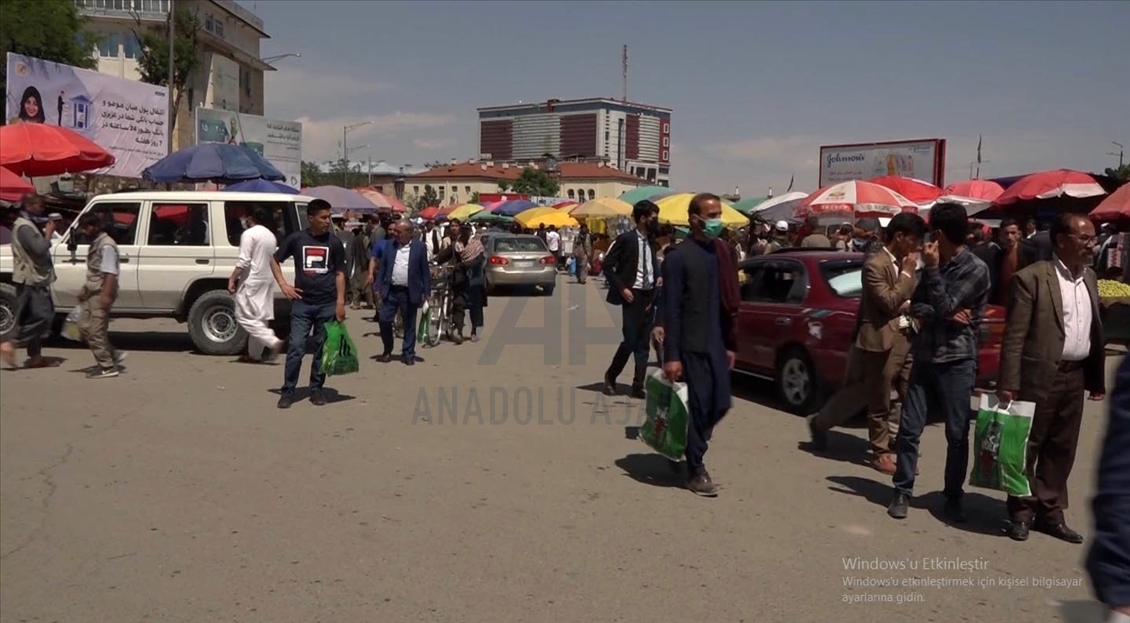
[569,197,632,218]
[446,203,483,221]
[516,207,579,228]
[654,193,747,227]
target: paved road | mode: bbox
[0,277,1119,623]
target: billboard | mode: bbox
[818,139,947,188]
[5,53,169,178]
[195,108,302,188]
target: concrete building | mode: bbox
[74,0,272,150]
[477,98,672,187]
[407,160,648,206]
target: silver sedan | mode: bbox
[483,234,558,295]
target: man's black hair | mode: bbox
[687,193,720,217]
[1049,212,1086,247]
[78,212,103,229]
[307,199,332,217]
[928,202,969,245]
[632,199,660,222]
[251,205,274,227]
[883,212,927,243]
[1000,217,1019,230]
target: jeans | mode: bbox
[893,358,977,498]
[282,299,336,393]
[379,286,418,359]
[467,284,484,334]
[604,289,655,388]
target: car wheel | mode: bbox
[542,284,555,296]
[0,283,17,337]
[187,290,248,356]
[775,347,819,415]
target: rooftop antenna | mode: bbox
[622,45,628,102]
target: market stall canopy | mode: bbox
[867,176,942,205]
[798,181,918,219]
[447,203,484,221]
[0,123,115,177]
[221,179,299,194]
[654,193,746,227]
[468,210,513,224]
[619,186,675,206]
[942,179,1005,202]
[418,206,440,220]
[570,197,633,219]
[492,199,538,217]
[1090,183,1130,222]
[551,201,578,211]
[732,196,768,215]
[0,166,36,202]
[516,207,578,229]
[143,143,284,184]
[992,169,1106,206]
[749,191,808,223]
[301,185,381,214]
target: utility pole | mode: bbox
[167,0,175,155]
[621,45,628,102]
[341,121,371,186]
[1110,141,1125,168]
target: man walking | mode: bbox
[270,199,347,409]
[808,212,926,474]
[227,206,282,362]
[0,194,56,370]
[888,202,990,521]
[371,220,430,365]
[998,213,1106,543]
[660,193,740,496]
[546,225,562,270]
[74,212,126,379]
[972,218,1038,306]
[601,200,661,398]
[573,223,592,284]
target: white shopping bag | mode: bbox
[60,307,82,341]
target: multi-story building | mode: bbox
[74,0,272,150]
[406,159,648,206]
[477,98,672,187]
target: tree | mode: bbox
[1104,164,1130,182]
[300,161,324,188]
[510,167,560,197]
[497,181,510,192]
[417,184,440,209]
[134,7,202,137]
[469,191,481,205]
[0,0,99,112]
[326,158,369,188]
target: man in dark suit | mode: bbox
[601,200,661,398]
[372,220,430,365]
[1086,355,1130,620]
[998,213,1106,543]
[972,218,1038,305]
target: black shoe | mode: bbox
[687,472,718,497]
[277,391,294,409]
[942,498,967,524]
[1007,520,1030,541]
[403,357,415,366]
[1035,520,1084,544]
[601,376,617,396]
[806,414,828,451]
[629,385,646,400]
[310,389,327,406]
[452,333,463,345]
[888,492,909,519]
[377,353,392,363]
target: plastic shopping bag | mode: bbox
[969,393,1035,496]
[640,369,690,461]
[567,256,576,276]
[321,320,359,376]
[61,306,83,341]
[417,300,431,344]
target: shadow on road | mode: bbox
[267,387,356,405]
[49,331,195,353]
[827,475,1008,536]
[799,430,870,466]
[615,453,684,489]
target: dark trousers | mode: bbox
[6,284,53,357]
[282,299,336,393]
[684,351,729,475]
[604,288,655,388]
[1007,364,1086,524]
[449,280,467,335]
[893,358,977,498]
[379,286,418,359]
[467,284,484,333]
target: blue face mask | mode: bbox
[701,217,725,239]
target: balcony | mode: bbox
[74,0,170,21]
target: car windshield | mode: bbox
[821,260,864,297]
[493,237,546,253]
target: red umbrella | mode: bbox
[0,123,115,177]
[1090,183,1130,222]
[551,201,578,210]
[0,166,35,202]
[419,206,440,220]
[798,180,918,218]
[993,169,1106,206]
[867,176,942,204]
[942,179,1004,202]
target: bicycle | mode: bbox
[422,265,454,348]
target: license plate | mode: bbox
[514,260,534,267]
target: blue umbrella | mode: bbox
[142,143,286,184]
[492,199,538,217]
[301,185,381,214]
[221,179,300,194]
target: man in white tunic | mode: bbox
[228,207,283,361]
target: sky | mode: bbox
[253,0,1130,195]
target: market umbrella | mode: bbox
[492,199,538,217]
[569,197,633,219]
[654,193,747,227]
[993,169,1106,206]
[551,201,578,210]
[867,176,942,205]
[352,187,394,211]
[619,186,675,206]
[942,179,1005,202]
[418,206,440,220]
[142,143,284,184]
[797,181,918,219]
[732,196,768,215]
[468,210,513,224]
[301,185,381,214]
[221,178,300,194]
[1090,183,1130,222]
[447,203,484,221]
[749,191,808,223]
[0,166,36,202]
[515,207,579,229]
[0,123,115,176]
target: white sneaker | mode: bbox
[87,367,119,379]
[113,351,128,368]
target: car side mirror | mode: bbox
[66,233,77,252]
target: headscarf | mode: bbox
[457,238,484,263]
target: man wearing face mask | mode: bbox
[660,193,741,496]
[601,200,662,398]
[227,206,282,362]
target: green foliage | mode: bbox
[300,160,324,188]
[326,159,369,188]
[133,7,201,134]
[0,0,99,113]
[1104,164,1130,182]
[510,167,560,197]
[402,193,420,212]
[417,184,440,209]
[469,191,480,205]
[497,181,510,192]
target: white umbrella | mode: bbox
[750,191,808,222]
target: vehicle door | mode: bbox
[136,200,213,310]
[735,261,765,371]
[743,259,810,371]
[215,199,300,296]
[52,200,143,310]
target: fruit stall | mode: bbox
[1099,279,1130,344]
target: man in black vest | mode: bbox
[601,200,661,398]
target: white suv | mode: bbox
[0,191,310,355]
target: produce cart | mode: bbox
[1099,279,1130,344]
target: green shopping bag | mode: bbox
[417,300,430,344]
[321,320,359,376]
[640,369,690,461]
[969,393,1035,496]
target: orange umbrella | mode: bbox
[419,206,440,220]
[0,123,115,176]
[1090,183,1130,222]
[0,166,35,202]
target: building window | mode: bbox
[98,32,120,58]
[587,189,595,200]
[204,13,214,32]
[662,150,669,161]
[413,185,419,195]
[605,131,609,142]
[122,33,141,59]
[214,20,224,38]
[662,123,670,133]
[464,186,471,196]
[567,189,575,200]
[662,137,669,147]
[240,67,252,97]
[438,187,445,201]
[451,186,458,195]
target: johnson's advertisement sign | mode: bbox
[818,139,946,188]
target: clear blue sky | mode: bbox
[254,0,1130,195]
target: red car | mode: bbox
[734,250,1004,414]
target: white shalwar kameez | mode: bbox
[235,224,282,359]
